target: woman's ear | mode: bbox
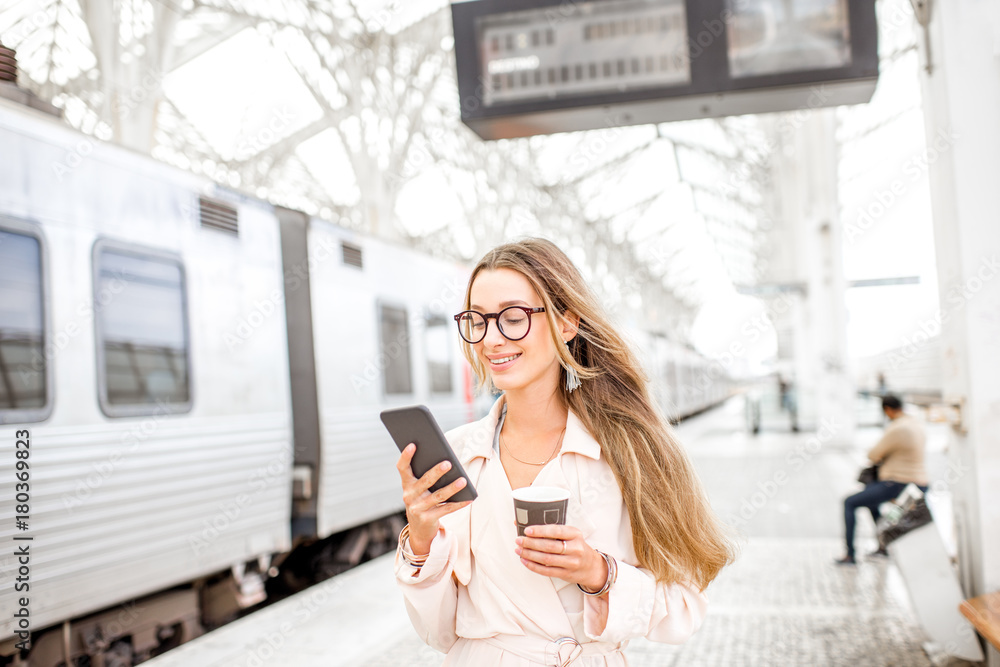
[560,310,581,343]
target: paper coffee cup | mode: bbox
[512,486,570,537]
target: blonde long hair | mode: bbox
[460,238,735,590]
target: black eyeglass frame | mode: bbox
[452,306,546,344]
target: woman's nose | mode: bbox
[483,319,507,347]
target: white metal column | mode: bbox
[762,109,856,440]
[915,1,1000,664]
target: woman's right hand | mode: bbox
[396,443,473,556]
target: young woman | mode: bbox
[394,239,734,666]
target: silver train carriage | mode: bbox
[629,329,734,422]
[0,95,474,665]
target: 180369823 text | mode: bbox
[13,429,32,652]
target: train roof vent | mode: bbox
[198,197,239,236]
[341,242,363,269]
[0,43,17,83]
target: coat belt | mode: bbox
[483,634,624,666]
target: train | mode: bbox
[0,90,730,666]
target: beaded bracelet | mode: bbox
[397,524,428,568]
[578,550,617,597]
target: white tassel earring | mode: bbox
[564,341,581,393]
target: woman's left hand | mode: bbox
[515,525,607,592]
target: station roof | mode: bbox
[0,0,771,327]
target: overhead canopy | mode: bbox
[0,0,778,331]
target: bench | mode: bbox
[960,591,1000,651]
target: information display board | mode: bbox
[478,0,692,107]
[451,0,878,140]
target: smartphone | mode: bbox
[380,405,477,502]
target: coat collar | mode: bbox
[459,395,602,463]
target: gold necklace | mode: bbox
[501,427,566,466]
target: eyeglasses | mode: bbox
[453,306,546,344]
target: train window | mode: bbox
[425,315,452,393]
[0,227,48,422]
[94,245,191,416]
[379,304,413,395]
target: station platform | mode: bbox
[144,399,975,667]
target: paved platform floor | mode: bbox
[365,539,949,667]
[146,399,980,667]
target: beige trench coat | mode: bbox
[395,397,708,666]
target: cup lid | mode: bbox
[512,485,570,502]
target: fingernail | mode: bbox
[456,478,465,487]
[514,537,522,546]
[514,547,521,556]
[525,527,533,536]
[441,461,451,471]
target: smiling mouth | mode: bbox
[489,354,521,365]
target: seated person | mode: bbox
[836,395,928,565]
